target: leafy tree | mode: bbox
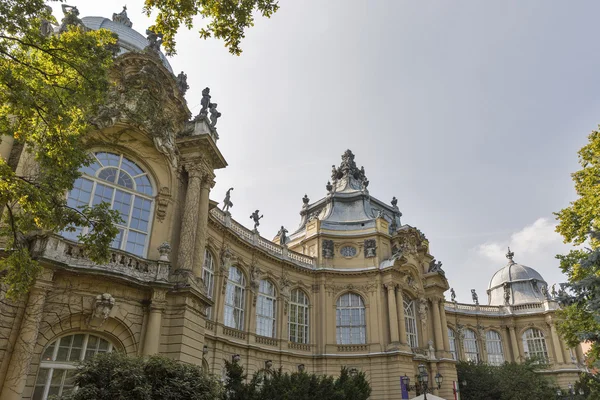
[143,0,279,55]
[456,360,557,400]
[62,352,222,400]
[574,371,600,400]
[222,361,371,400]
[554,128,600,367]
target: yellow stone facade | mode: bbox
[0,14,585,400]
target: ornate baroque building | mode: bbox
[0,8,585,400]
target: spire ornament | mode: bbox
[506,247,515,264]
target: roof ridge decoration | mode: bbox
[112,6,133,28]
[329,149,369,194]
[506,247,515,265]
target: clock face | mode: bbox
[340,246,357,258]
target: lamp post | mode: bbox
[400,365,443,400]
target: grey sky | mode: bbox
[53,1,600,302]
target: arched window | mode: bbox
[256,280,277,338]
[63,152,155,257]
[404,300,418,348]
[448,328,457,360]
[522,328,548,361]
[33,333,114,400]
[289,289,309,344]
[463,329,480,362]
[224,266,246,330]
[336,292,366,345]
[202,249,215,319]
[486,330,504,365]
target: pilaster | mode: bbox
[386,284,400,344]
[177,162,204,271]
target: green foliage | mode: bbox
[554,128,600,367]
[456,360,558,400]
[0,1,121,298]
[62,352,222,400]
[222,361,371,400]
[143,0,279,55]
[574,371,600,400]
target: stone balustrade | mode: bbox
[36,236,170,283]
[444,300,559,316]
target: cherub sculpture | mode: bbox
[250,210,263,230]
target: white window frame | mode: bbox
[522,328,548,362]
[63,152,155,258]
[289,289,309,344]
[202,249,215,319]
[448,328,457,360]
[256,280,277,338]
[33,334,114,400]
[463,329,480,362]
[224,266,246,330]
[486,330,505,365]
[404,300,418,348]
[336,292,366,345]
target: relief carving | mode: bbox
[156,187,171,222]
[322,240,334,259]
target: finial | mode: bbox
[302,194,309,205]
[506,247,515,262]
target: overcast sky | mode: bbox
[53,1,600,303]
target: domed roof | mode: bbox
[81,8,173,73]
[487,248,549,306]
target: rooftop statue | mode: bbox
[176,72,189,95]
[40,5,55,37]
[250,210,263,230]
[195,87,211,119]
[146,28,163,51]
[209,103,221,127]
[391,196,398,208]
[302,194,309,206]
[450,288,456,303]
[471,289,479,305]
[331,165,339,181]
[222,188,234,212]
[112,5,133,28]
[277,226,288,246]
[326,181,333,193]
[506,247,515,263]
[428,259,444,275]
[59,5,83,33]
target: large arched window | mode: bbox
[448,328,457,360]
[202,249,215,319]
[63,152,155,257]
[463,329,480,362]
[336,292,366,345]
[33,333,114,400]
[256,280,277,338]
[522,328,548,361]
[224,266,246,330]
[404,300,418,348]
[289,289,309,344]
[486,330,505,365]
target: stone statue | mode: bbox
[92,293,115,321]
[112,5,132,27]
[250,210,263,230]
[59,4,82,33]
[302,194,309,206]
[322,239,334,259]
[326,181,333,193]
[209,103,221,127]
[364,239,376,258]
[418,298,428,323]
[153,134,177,168]
[551,284,557,298]
[450,288,456,302]
[146,28,163,51]
[503,282,511,305]
[176,71,189,95]
[196,87,211,119]
[391,196,398,208]
[471,289,479,305]
[541,285,549,299]
[277,226,288,246]
[331,165,339,181]
[428,259,444,275]
[222,188,234,212]
[40,5,55,37]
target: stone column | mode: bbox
[0,280,50,400]
[177,163,204,271]
[508,325,521,362]
[142,290,166,356]
[548,320,565,364]
[431,298,444,351]
[396,287,407,345]
[192,175,214,278]
[439,300,450,351]
[500,326,512,362]
[386,285,400,343]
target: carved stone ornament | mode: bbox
[280,272,291,314]
[250,265,262,305]
[87,293,115,328]
[418,298,428,324]
[176,71,189,95]
[322,240,334,259]
[59,4,83,33]
[112,5,132,27]
[394,229,420,257]
[428,259,444,275]
[471,289,479,305]
[364,239,377,258]
[156,186,171,222]
[503,282,511,304]
[157,242,171,261]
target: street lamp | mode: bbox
[401,365,443,400]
